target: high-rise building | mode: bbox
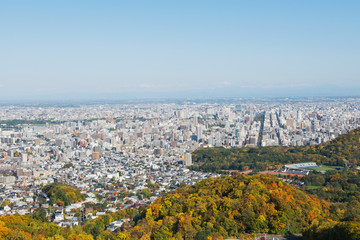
[297,111,302,122]
[184,153,192,166]
[196,126,203,142]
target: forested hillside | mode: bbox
[0,174,359,239]
[121,174,329,239]
[191,127,360,172]
[304,170,360,203]
[0,215,93,239]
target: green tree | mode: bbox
[32,208,48,222]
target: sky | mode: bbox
[1,0,360,101]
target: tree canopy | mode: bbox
[123,174,330,239]
[42,183,86,206]
[192,127,360,172]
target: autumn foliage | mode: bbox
[0,215,93,240]
[192,127,360,172]
[126,174,330,239]
[42,183,86,206]
[303,220,360,240]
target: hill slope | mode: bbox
[3,176,357,240]
[191,127,360,172]
[0,215,93,239]
[127,174,330,239]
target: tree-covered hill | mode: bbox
[124,174,330,239]
[0,208,138,240]
[0,215,93,239]
[191,127,360,172]
[0,175,359,239]
[304,170,360,203]
[307,127,360,165]
[42,183,86,206]
[303,220,360,240]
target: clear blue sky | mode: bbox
[1,0,359,100]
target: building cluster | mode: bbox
[0,97,359,226]
[260,100,360,146]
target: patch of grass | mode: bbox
[306,166,339,171]
[305,185,322,190]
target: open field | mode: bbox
[306,166,343,171]
[305,185,322,190]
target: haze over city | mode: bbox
[2,1,360,239]
[1,0,360,101]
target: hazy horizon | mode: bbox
[1,1,360,100]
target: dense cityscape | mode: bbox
[0,97,359,229]
[2,0,359,238]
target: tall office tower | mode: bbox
[297,111,302,122]
[249,104,254,122]
[196,126,203,142]
[194,116,198,125]
[184,153,192,166]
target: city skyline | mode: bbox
[1,1,360,100]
